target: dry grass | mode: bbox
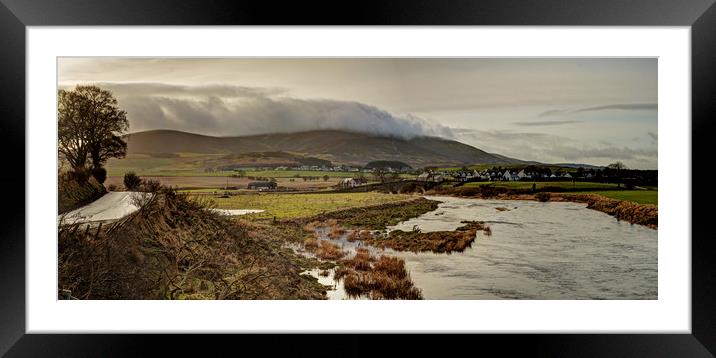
[327,224,347,239]
[556,193,658,228]
[302,221,321,232]
[573,194,657,228]
[315,240,347,260]
[336,252,422,300]
[58,188,327,300]
[362,221,485,253]
[303,237,319,251]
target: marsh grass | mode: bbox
[362,221,485,253]
[560,194,658,228]
[316,240,347,260]
[336,249,422,300]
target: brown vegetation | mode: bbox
[58,172,106,213]
[559,194,658,229]
[303,237,319,251]
[335,249,422,300]
[362,221,487,253]
[58,188,327,299]
[315,240,347,260]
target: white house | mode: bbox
[339,178,359,188]
[417,172,432,181]
[563,172,572,178]
[517,169,531,180]
[503,170,519,181]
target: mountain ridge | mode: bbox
[123,129,528,167]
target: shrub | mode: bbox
[91,167,107,184]
[123,172,142,190]
[141,179,162,193]
[535,192,551,202]
[107,184,118,191]
[70,167,91,183]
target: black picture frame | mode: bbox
[1,0,714,356]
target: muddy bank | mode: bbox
[296,198,490,254]
[362,221,490,253]
[557,193,658,229]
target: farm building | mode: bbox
[247,181,277,191]
[338,178,360,188]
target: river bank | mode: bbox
[426,186,657,229]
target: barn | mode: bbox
[247,181,277,191]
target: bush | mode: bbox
[141,179,162,193]
[91,167,107,184]
[535,192,551,202]
[107,184,118,191]
[123,172,142,190]
[70,167,91,183]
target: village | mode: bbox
[235,163,653,191]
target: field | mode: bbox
[105,176,343,190]
[105,153,413,179]
[208,192,415,219]
[573,190,658,205]
[462,181,622,191]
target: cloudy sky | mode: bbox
[58,58,657,169]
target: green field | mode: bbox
[575,190,658,205]
[462,181,621,191]
[207,192,414,219]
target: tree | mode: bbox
[607,161,628,171]
[372,168,387,183]
[58,85,129,171]
[607,162,628,187]
[124,172,142,190]
[322,175,330,181]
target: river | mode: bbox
[310,195,658,300]
[387,196,658,299]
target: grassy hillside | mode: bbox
[121,129,526,168]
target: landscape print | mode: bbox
[58,58,657,300]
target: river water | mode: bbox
[384,196,658,299]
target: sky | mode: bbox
[58,58,658,169]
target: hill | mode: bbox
[123,129,526,168]
[364,160,412,169]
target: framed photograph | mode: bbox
[2,0,714,356]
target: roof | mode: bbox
[248,181,275,186]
